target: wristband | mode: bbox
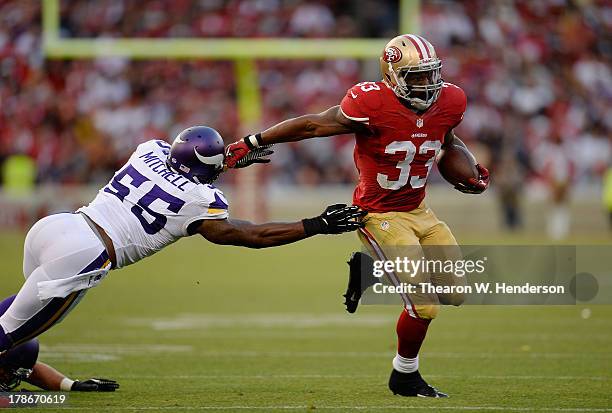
[244,133,263,150]
[60,377,75,391]
[302,217,325,236]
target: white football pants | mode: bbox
[0,213,111,348]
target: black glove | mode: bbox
[344,252,379,313]
[302,204,366,236]
[71,378,119,392]
[233,144,274,168]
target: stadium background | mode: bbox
[0,1,611,412]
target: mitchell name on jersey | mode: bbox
[79,140,229,268]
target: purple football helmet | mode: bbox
[0,295,39,391]
[167,126,225,184]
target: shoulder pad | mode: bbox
[137,139,164,150]
[441,82,467,114]
[153,139,171,149]
[197,185,229,209]
[350,82,387,112]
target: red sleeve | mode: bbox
[442,82,467,129]
[340,85,370,124]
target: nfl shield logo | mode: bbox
[416,118,424,128]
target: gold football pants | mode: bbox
[358,201,466,319]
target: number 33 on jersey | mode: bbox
[340,81,467,213]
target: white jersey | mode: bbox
[79,140,229,268]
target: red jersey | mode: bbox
[340,81,466,212]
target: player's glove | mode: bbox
[71,378,119,392]
[225,133,269,169]
[302,204,366,236]
[233,145,274,169]
[454,164,489,194]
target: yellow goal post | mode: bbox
[41,0,419,220]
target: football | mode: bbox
[437,144,478,186]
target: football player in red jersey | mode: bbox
[225,34,489,398]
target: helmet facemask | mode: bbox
[195,164,224,185]
[166,159,224,185]
[0,366,32,391]
[388,59,443,110]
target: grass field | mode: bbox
[1,230,611,413]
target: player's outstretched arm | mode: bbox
[443,129,490,194]
[197,204,366,249]
[225,106,365,168]
[25,362,119,392]
[259,105,360,143]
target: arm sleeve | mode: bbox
[340,86,370,125]
[182,188,230,235]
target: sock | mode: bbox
[393,308,431,373]
[0,295,17,314]
[0,324,12,352]
[393,353,419,373]
[60,378,75,391]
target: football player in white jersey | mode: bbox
[0,126,365,354]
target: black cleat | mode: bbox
[343,252,378,313]
[388,369,448,398]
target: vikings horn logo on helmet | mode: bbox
[193,149,224,167]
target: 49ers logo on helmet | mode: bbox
[383,46,402,63]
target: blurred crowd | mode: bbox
[0,0,610,200]
[58,0,398,38]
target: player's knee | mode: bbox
[413,304,440,320]
[428,221,458,246]
[435,221,451,232]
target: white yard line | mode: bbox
[38,343,194,362]
[40,343,193,353]
[122,312,612,332]
[39,345,612,363]
[124,313,395,330]
[49,406,612,412]
[38,352,119,362]
[190,350,612,359]
[108,373,611,381]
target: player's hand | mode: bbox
[224,139,251,168]
[303,204,367,235]
[225,133,267,169]
[233,145,274,169]
[71,378,119,392]
[454,164,489,194]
